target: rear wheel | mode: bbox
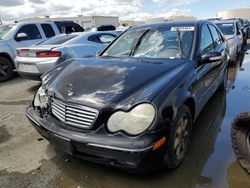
[231,112,250,174]
[165,105,192,168]
[0,57,14,82]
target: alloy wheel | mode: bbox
[0,61,8,77]
[174,115,189,160]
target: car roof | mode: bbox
[214,20,237,24]
[14,21,56,26]
[77,31,117,37]
[129,20,210,30]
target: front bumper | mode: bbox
[26,107,167,173]
[18,71,42,81]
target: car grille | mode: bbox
[51,98,99,129]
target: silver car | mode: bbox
[15,31,117,80]
[215,20,243,63]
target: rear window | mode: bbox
[216,23,235,35]
[39,34,78,45]
[41,24,55,38]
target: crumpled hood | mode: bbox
[46,57,188,109]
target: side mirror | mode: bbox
[15,33,28,41]
[237,30,242,36]
[200,52,222,64]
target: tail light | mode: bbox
[36,51,61,58]
[16,49,29,57]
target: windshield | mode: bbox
[0,24,16,40]
[38,34,79,45]
[216,23,235,35]
[102,26,194,59]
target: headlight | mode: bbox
[107,104,156,135]
[34,86,49,108]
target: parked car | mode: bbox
[52,21,84,34]
[0,21,83,82]
[226,18,248,46]
[26,20,229,173]
[243,19,250,39]
[215,20,243,63]
[15,31,117,80]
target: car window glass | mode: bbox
[103,29,146,56]
[88,35,101,43]
[200,25,214,55]
[208,25,222,48]
[0,24,16,40]
[15,24,42,40]
[216,23,235,35]
[104,27,194,59]
[38,34,78,45]
[98,34,116,44]
[41,24,55,38]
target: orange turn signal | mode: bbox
[152,137,166,151]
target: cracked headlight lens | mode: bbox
[107,103,156,135]
[34,86,49,109]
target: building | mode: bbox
[19,15,119,30]
[167,15,197,21]
[144,15,196,24]
[119,20,144,27]
[218,8,250,20]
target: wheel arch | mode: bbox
[183,97,196,121]
[0,52,14,65]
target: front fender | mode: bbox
[0,41,15,59]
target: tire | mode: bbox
[231,112,250,174]
[164,105,192,169]
[0,57,14,82]
[218,67,228,91]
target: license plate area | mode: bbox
[18,64,39,73]
[48,134,74,155]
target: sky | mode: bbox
[0,0,250,22]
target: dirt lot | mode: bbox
[1,48,250,188]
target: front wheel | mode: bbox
[218,67,228,91]
[231,112,250,174]
[164,105,192,168]
[0,57,14,82]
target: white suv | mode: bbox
[0,22,73,81]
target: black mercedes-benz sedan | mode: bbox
[26,20,229,173]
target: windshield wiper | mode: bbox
[129,29,150,57]
[176,29,183,59]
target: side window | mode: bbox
[200,25,214,55]
[88,35,101,43]
[15,24,42,41]
[208,25,222,49]
[41,24,55,38]
[98,34,116,44]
